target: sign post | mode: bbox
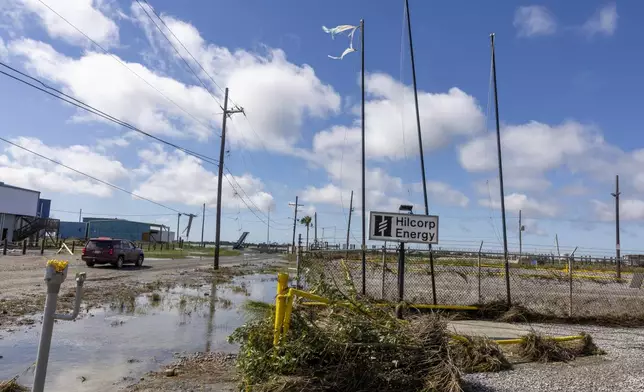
[369,211,439,318]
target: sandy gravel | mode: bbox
[0,251,282,331]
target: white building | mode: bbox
[0,182,41,243]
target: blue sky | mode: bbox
[0,1,641,257]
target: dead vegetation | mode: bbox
[450,336,512,373]
[0,377,28,392]
[518,332,604,363]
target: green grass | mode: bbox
[145,248,241,259]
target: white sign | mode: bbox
[369,211,439,244]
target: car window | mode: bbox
[121,240,130,249]
[86,240,112,249]
[129,241,136,249]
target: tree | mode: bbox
[300,216,312,249]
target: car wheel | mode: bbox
[116,256,124,269]
[86,262,95,268]
[135,254,144,267]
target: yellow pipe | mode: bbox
[299,301,479,311]
[494,335,585,345]
[273,273,289,346]
[282,293,295,336]
[288,288,331,304]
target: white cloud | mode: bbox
[301,184,349,207]
[9,38,215,140]
[134,145,274,212]
[480,192,558,217]
[514,6,557,37]
[412,181,470,207]
[522,218,547,237]
[0,37,7,60]
[0,137,127,197]
[131,2,340,153]
[592,198,644,222]
[9,0,119,48]
[582,3,618,37]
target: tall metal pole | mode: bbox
[406,0,436,305]
[612,175,621,278]
[346,190,354,258]
[201,203,205,248]
[290,196,300,254]
[314,212,317,246]
[490,33,511,306]
[78,209,82,223]
[360,19,367,296]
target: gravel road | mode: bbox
[0,251,283,330]
[464,323,644,392]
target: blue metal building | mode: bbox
[83,218,151,241]
[58,222,87,239]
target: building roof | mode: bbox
[0,181,40,194]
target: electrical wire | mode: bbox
[36,0,218,133]
[135,0,223,109]
[0,136,184,214]
[0,63,222,165]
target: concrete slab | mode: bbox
[447,320,530,340]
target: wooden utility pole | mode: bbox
[201,203,205,247]
[345,190,354,258]
[314,212,317,246]
[214,87,244,270]
[612,175,621,278]
[289,197,303,254]
[490,33,511,306]
[555,234,560,258]
[78,209,82,223]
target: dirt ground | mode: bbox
[126,352,238,392]
[0,251,284,331]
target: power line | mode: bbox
[36,0,218,133]
[51,209,177,217]
[139,0,229,102]
[135,0,223,109]
[0,136,184,214]
[0,62,222,165]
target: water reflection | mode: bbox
[0,274,277,392]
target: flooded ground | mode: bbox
[0,274,279,392]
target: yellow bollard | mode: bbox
[282,293,295,336]
[273,273,289,346]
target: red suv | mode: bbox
[82,237,145,269]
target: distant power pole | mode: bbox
[214,87,244,270]
[314,212,317,246]
[612,174,621,279]
[201,203,205,248]
[518,210,524,259]
[345,190,354,258]
[267,207,270,244]
[289,197,303,254]
[78,209,82,223]
[555,234,560,258]
[176,213,181,242]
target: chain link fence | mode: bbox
[300,248,644,318]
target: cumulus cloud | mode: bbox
[131,2,340,152]
[0,37,7,60]
[582,3,618,37]
[592,198,644,222]
[7,0,119,48]
[480,192,558,217]
[9,38,217,139]
[0,137,127,197]
[514,6,557,37]
[134,145,274,212]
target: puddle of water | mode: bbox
[0,274,278,392]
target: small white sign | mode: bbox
[369,211,439,244]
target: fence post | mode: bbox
[2,238,6,255]
[478,241,484,303]
[430,248,437,305]
[381,244,386,300]
[147,242,151,251]
[71,241,75,254]
[568,255,573,317]
[40,238,45,255]
[296,234,302,289]
[22,240,27,255]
